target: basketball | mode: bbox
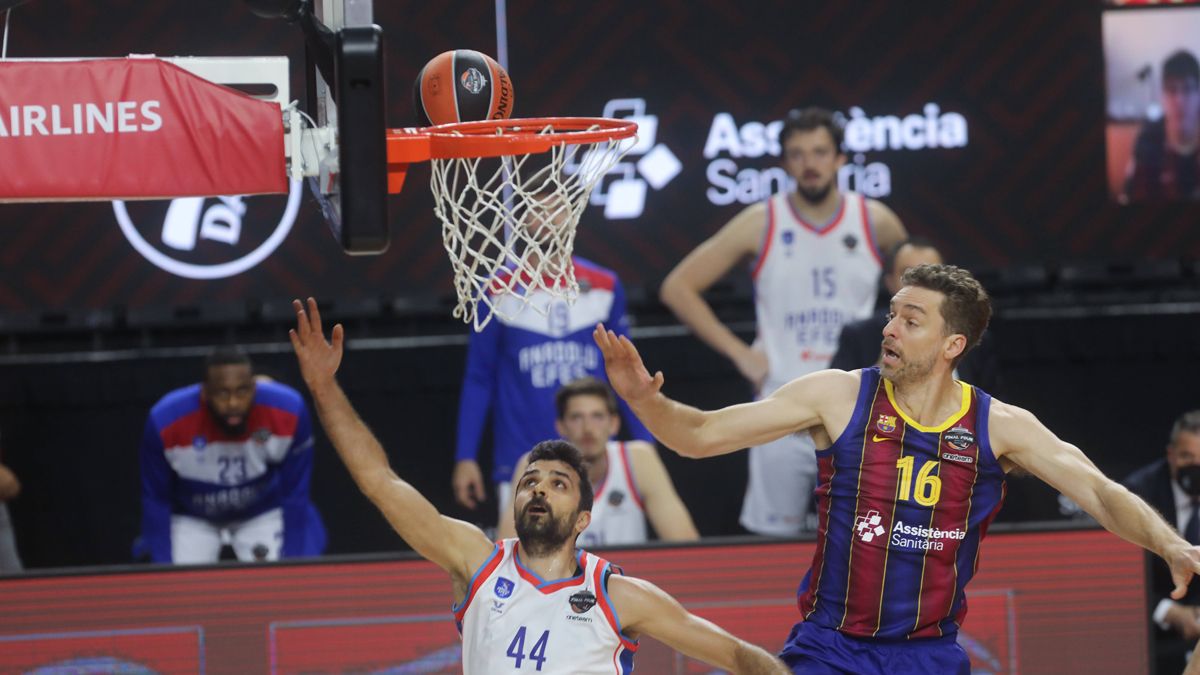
[413,49,515,127]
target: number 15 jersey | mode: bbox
[455,539,638,674]
[753,191,881,395]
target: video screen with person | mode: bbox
[1103,5,1200,202]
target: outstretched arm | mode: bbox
[594,326,856,458]
[611,575,788,674]
[289,298,494,583]
[992,401,1200,598]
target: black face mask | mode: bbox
[1177,465,1200,497]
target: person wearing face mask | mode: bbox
[1123,410,1200,674]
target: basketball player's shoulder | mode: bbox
[798,367,862,393]
[862,197,906,250]
[983,396,1042,456]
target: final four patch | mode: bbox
[944,425,975,451]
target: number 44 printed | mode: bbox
[507,626,549,670]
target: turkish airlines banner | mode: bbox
[0,58,287,201]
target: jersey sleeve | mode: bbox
[138,415,174,563]
[278,402,324,557]
[455,320,501,462]
[607,279,653,442]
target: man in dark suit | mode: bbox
[829,238,1000,394]
[1124,410,1200,675]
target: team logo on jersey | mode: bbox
[578,278,592,293]
[843,233,858,251]
[494,577,515,599]
[252,428,271,444]
[854,510,886,543]
[876,414,897,433]
[944,425,975,451]
[608,490,625,507]
[193,436,207,450]
[569,590,597,613]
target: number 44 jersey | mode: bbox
[455,539,638,674]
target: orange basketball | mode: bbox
[413,49,515,127]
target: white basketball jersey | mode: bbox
[753,191,882,394]
[578,442,647,547]
[455,540,637,675]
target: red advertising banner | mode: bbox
[0,529,1148,674]
[0,58,287,201]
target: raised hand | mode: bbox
[288,297,344,390]
[593,324,664,406]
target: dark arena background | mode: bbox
[0,0,1198,673]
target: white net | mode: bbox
[430,123,633,331]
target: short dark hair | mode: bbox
[780,106,844,151]
[1170,410,1200,446]
[527,440,594,513]
[883,236,940,276]
[899,264,992,365]
[1163,49,1200,84]
[555,377,618,419]
[205,345,251,373]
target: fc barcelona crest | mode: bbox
[876,414,897,434]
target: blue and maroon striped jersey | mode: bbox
[798,367,1006,640]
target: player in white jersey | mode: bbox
[498,377,698,546]
[287,298,787,675]
[660,107,906,536]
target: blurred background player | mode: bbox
[660,106,906,536]
[137,346,326,564]
[497,376,699,545]
[452,187,653,518]
[0,427,22,573]
[288,297,788,675]
[1123,410,1200,674]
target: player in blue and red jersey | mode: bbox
[138,347,325,564]
[597,264,1200,674]
[452,256,653,514]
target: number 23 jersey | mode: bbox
[455,539,637,674]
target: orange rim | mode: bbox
[386,117,638,163]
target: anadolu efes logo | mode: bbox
[112,179,302,279]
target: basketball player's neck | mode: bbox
[583,451,609,486]
[516,541,580,581]
[788,188,842,223]
[891,371,962,428]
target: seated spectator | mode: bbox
[498,377,698,546]
[1123,410,1200,674]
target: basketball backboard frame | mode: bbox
[302,0,390,254]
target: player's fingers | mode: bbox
[307,297,324,336]
[331,323,345,353]
[288,328,302,352]
[292,299,309,339]
[652,371,665,391]
[1172,569,1191,599]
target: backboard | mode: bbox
[305,0,389,254]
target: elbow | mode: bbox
[658,277,680,309]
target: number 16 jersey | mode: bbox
[455,539,638,674]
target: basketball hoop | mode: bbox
[387,117,638,330]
